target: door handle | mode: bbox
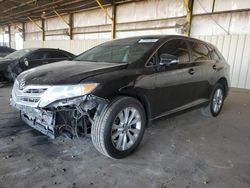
[188,68,195,75]
[213,64,217,70]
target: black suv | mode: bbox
[0,48,75,82]
[10,35,230,158]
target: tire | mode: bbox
[201,83,225,117]
[91,96,146,159]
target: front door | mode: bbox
[24,50,50,70]
[153,39,199,117]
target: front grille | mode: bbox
[20,97,40,103]
[12,80,50,107]
[25,88,47,94]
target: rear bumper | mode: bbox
[10,98,58,139]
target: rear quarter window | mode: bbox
[190,42,210,61]
[208,46,221,61]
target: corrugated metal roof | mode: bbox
[0,0,131,26]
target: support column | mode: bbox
[54,10,72,40]
[69,13,73,40]
[95,0,116,39]
[188,0,194,36]
[112,3,116,39]
[8,25,11,48]
[27,17,44,41]
[41,18,45,41]
[182,0,193,36]
[22,22,26,41]
[212,0,216,13]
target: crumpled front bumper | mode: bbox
[10,98,57,139]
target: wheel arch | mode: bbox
[217,77,229,97]
[118,89,152,128]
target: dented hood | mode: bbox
[18,60,128,85]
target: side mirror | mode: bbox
[23,57,29,66]
[159,53,179,66]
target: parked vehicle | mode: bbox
[0,46,16,57]
[0,48,75,82]
[10,35,230,158]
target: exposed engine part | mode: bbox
[13,95,108,139]
[54,96,108,139]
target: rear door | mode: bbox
[188,41,215,100]
[207,45,224,81]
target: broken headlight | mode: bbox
[38,83,99,107]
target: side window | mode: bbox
[47,51,68,59]
[208,46,220,61]
[158,39,190,64]
[190,42,210,61]
[29,51,49,60]
[147,55,157,66]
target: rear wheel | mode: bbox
[91,96,146,159]
[202,83,225,117]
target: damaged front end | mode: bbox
[10,80,108,139]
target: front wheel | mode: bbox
[91,96,146,159]
[201,83,225,117]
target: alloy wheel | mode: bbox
[111,107,142,151]
[212,88,223,113]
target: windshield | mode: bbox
[5,49,33,59]
[75,38,158,63]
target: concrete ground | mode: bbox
[0,85,250,188]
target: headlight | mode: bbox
[38,83,98,107]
